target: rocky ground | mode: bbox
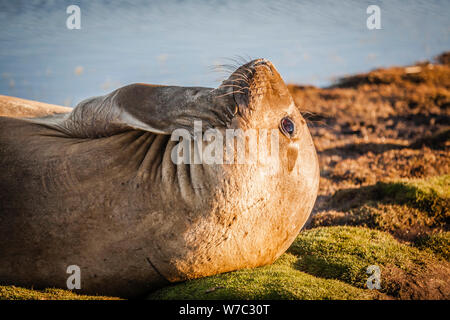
[1,52,449,300]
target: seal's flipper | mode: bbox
[46,84,230,138]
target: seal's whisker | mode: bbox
[233,71,250,81]
[209,56,258,86]
[224,104,238,118]
[237,55,253,65]
[211,64,239,72]
[243,54,254,63]
[219,84,244,90]
[223,57,248,68]
[209,62,245,85]
[229,74,250,85]
[213,77,228,83]
[208,64,239,83]
[241,67,255,75]
[229,55,250,66]
[217,63,241,72]
[301,111,320,119]
[216,90,247,98]
[300,111,333,129]
[225,80,249,88]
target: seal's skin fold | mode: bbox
[0,59,319,297]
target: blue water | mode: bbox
[0,0,449,107]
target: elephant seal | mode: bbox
[0,59,319,297]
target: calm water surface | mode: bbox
[0,0,449,106]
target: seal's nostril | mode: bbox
[252,59,273,75]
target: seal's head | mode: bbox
[219,58,312,173]
[215,58,319,208]
[167,59,320,281]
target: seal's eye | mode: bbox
[280,117,295,137]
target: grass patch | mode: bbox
[290,226,426,287]
[289,226,449,299]
[148,253,378,300]
[414,232,450,261]
[331,174,449,214]
[0,285,120,300]
[311,175,449,240]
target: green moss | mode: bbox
[149,253,377,300]
[311,175,449,240]
[290,227,422,286]
[381,175,449,213]
[288,226,448,298]
[414,232,450,261]
[331,174,449,214]
[0,285,120,300]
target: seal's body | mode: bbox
[0,59,319,297]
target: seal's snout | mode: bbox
[251,58,274,75]
[220,59,275,95]
[217,58,282,120]
[231,58,275,82]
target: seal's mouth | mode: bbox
[218,59,275,120]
